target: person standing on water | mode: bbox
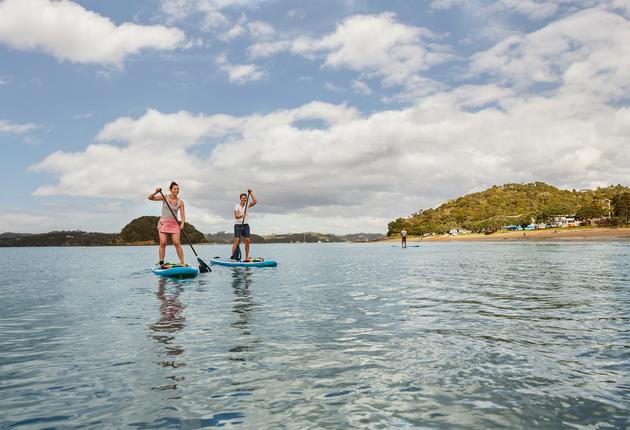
[148,182,187,268]
[401,228,407,248]
[231,189,257,261]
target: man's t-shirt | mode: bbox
[234,203,250,224]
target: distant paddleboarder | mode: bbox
[148,182,187,268]
[401,228,407,248]
[231,189,257,262]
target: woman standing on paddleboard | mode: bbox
[148,182,187,268]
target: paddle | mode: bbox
[158,190,211,273]
[231,191,251,261]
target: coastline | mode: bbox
[384,227,630,242]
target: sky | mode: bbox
[1,0,629,234]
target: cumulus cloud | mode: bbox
[216,54,264,84]
[470,8,630,100]
[25,7,630,233]
[29,80,630,233]
[248,13,450,90]
[246,13,453,102]
[0,0,185,67]
[0,120,38,134]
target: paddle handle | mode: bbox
[158,190,200,258]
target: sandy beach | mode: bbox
[387,227,630,242]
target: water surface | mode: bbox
[1,243,629,428]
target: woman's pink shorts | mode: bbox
[157,218,180,234]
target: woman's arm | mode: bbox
[179,200,186,227]
[148,187,164,201]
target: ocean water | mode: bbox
[1,242,629,429]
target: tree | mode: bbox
[576,202,607,221]
[613,192,630,224]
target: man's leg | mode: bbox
[244,238,251,260]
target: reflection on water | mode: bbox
[150,277,186,393]
[229,268,257,359]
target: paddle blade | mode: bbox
[198,257,211,273]
[231,245,242,261]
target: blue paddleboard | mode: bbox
[152,265,199,278]
[210,258,277,268]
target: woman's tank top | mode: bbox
[161,198,181,220]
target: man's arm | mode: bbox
[248,189,257,207]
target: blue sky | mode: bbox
[1,0,629,234]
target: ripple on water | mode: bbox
[0,243,629,428]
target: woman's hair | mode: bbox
[170,181,179,190]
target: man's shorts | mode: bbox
[234,223,251,238]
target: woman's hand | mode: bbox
[179,221,185,229]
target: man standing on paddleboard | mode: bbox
[401,228,407,248]
[231,189,257,261]
[148,182,187,268]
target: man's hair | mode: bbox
[240,193,247,199]
[170,181,179,190]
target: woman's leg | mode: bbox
[159,231,167,262]
[172,232,185,265]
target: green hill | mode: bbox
[0,231,116,247]
[115,216,207,244]
[388,182,630,236]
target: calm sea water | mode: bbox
[1,242,629,429]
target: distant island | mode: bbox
[0,215,384,247]
[205,231,384,244]
[388,182,630,237]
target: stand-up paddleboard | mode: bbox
[152,264,199,278]
[210,258,277,268]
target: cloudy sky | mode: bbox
[1,0,629,234]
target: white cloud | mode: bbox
[0,0,185,67]
[248,40,291,58]
[0,212,56,233]
[492,0,560,19]
[0,120,38,134]
[324,82,344,92]
[218,15,274,41]
[162,0,229,30]
[161,0,273,32]
[430,0,470,10]
[247,13,452,100]
[0,75,11,85]
[470,8,630,100]
[216,54,264,84]
[22,7,630,234]
[247,20,275,38]
[29,68,630,233]
[352,80,373,95]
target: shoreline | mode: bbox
[384,227,630,242]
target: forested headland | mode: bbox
[388,182,630,236]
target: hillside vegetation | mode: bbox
[0,231,117,247]
[206,231,385,243]
[115,216,207,244]
[0,216,207,247]
[388,182,630,236]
